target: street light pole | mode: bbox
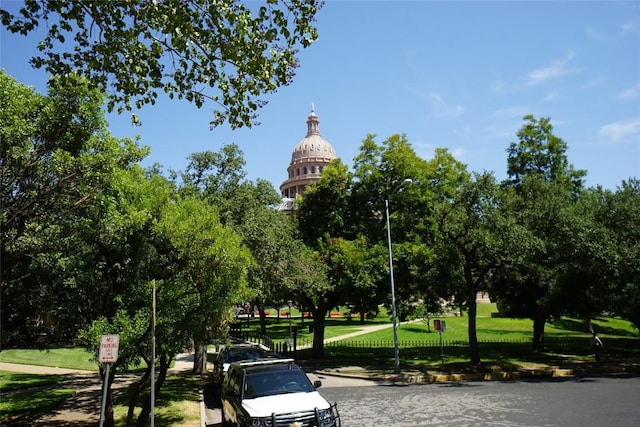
[385,178,412,374]
[287,300,292,339]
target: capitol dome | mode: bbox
[279,107,337,200]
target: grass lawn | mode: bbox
[0,347,98,371]
[113,372,203,427]
[232,306,393,344]
[0,371,74,424]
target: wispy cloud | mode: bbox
[491,51,579,94]
[620,17,639,35]
[426,92,465,118]
[484,107,532,140]
[616,83,640,100]
[490,107,530,120]
[598,118,640,143]
[585,26,609,41]
[580,76,607,90]
[526,51,578,85]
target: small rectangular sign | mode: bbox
[99,334,120,363]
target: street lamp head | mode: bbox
[391,178,414,195]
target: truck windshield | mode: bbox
[244,369,315,399]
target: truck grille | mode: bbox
[264,403,340,427]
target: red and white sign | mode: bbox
[99,334,120,363]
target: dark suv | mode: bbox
[220,358,340,427]
[213,343,279,390]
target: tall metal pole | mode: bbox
[151,281,156,426]
[98,363,110,427]
[385,178,412,374]
[385,198,401,373]
[288,300,292,339]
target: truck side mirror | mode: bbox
[313,380,322,388]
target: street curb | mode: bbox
[315,365,640,384]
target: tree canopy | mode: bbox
[1,0,323,127]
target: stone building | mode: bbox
[278,106,337,211]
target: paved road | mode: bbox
[204,373,640,426]
[316,376,640,427]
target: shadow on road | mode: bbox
[203,381,223,427]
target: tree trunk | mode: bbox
[311,313,326,358]
[125,363,150,427]
[465,258,481,366]
[467,288,480,366]
[258,304,267,335]
[532,311,547,352]
[193,340,207,376]
[305,294,336,359]
[135,354,172,427]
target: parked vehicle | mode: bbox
[221,358,341,427]
[213,343,279,390]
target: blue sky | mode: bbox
[2,1,639,191]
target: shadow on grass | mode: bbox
[0,388,76,425]
[236,317,391,341]
[114,371,202,425]
[549,318,589,334]
[0,372,63,391]
[549,317,639,337]
[402,326,430,334]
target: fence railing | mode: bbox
[229,328,312,358]
[324,337,593,350]
[229,326,639,359]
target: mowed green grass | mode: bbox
[236,303,639,344]
[0,347,97,370]
[0,371,74,424]
[112,372,203,427]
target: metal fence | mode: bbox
[229,325,638,358]
[325,337,581,349]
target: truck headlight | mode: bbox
[248,417,267,427]
[317,408,335,427]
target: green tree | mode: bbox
[350,137,468,324]
[296,160,353,357]
[506,115,586,192]
[1,0,322,128]
[494,176,589,351]
[235,190,303,335]
[179,146,247,201]
[434,172,510,365]
[297,159,352,245]
[597,179,640,330]
[496,115,591,351]
[79,176,250,426]
[0,70,148,347]
[153,194,251,378]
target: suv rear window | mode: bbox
[244,367,315,399]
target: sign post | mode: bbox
[433,320,446,364]
[98,334,119,427]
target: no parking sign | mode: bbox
[99,334,120,363]
[434,319,446,333]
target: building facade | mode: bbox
[279,107,337,202]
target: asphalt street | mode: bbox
[317,376,640,427]
[205,375,640,427]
